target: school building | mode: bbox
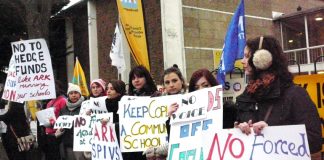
[50,0,324,86]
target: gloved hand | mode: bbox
[55,128,65,138]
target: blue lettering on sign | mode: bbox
[180,119,213,138]
[123,104,148,118]
[250,133,310,159]
[91,144,120,159]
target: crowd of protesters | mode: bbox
[0,36,321,160]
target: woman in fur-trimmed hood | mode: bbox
[235,36,322,159]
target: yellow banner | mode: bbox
[294,74,324,151]
[214,50,243,70]
[72,58,89,97]
[116,0,150,71]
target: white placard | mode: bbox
[119,95,178,152]
[89,97,108,114]
[170,86,223,125]
[35,107,55,126]
[91,123,123,160]
[202,125,310,160]
[2,39,56,102]
[73,113,113,151]
[54,115,74,129]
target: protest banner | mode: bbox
[119,95,179,152]
[170,86,223,124]
[91,122,123,160]
[167,86,224,160]
[89,97,108,114]
[2,39,55,102]
[201,125,310,160]
[35,107,55,127]
[73,113,113,151]
[54,115,74,129]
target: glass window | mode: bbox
[282,17,306,50]
[307,11,324,47]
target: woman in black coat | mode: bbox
[234,36,322,159]
[0,101,31,160]
[123,65,160,160]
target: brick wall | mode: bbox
[142,0,164,84]
[182,0,322,79]
[96,0,163,84]
[96,0,119,82]
[70,5,90,86]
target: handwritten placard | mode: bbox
[73,113,113,151]
[54,115,74,129]
[119,95,179,152]
[89,97,108,114]
[91,123,123,160]
[202,125,310,160]
[170,86,223,125]
[2,39,55,102]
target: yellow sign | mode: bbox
[116,0,150,71]
[72,58,89,97]
[213,50,243,70]
[294,74,324,151]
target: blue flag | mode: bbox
[217,0,246,86]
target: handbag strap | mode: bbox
[263,105,273,122]
[9,125,19,139]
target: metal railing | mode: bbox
[284,45,324,65]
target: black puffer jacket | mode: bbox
[236,80,322,154]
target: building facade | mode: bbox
[56,0,324,85]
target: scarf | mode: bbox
[66,96,84,111]
[246,72,276,100]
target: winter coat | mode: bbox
[45,95,66,134]
[236,80,322,154]
[105,96,121,124]
[0,102,31,160]
[59,99,83,148]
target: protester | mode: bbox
[43,80,66,160]
[123,65,160,160]
[144,66,187,160]
[82,79,107,116]
[188,68,237,128]
[188,68,218,92]
[89,78,106,98]
[100,79,126,149]
[104,80,126,123]
[0,101,33,160]
[128,65,160,97]
[56,83,85,160]
[234,36,322,159]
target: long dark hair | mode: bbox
[189,68,218,92]
[246,36,293,85]
[128,65,157,95]
[161,67,187,93]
